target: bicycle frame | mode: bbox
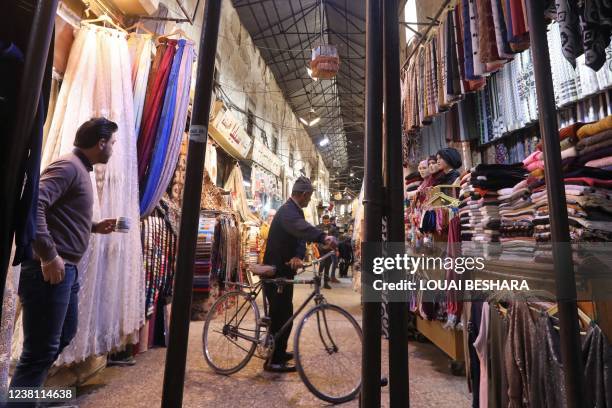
[220,251,335,349]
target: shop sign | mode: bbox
[209,105,252,159]
[250,139,283,177]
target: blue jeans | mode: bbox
[9,260,79,390]
[330,253,338,279]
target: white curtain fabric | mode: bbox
[127,33,152,135]
[13,25,145,366]
[0,250,20,396]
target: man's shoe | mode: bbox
[330,277,340,283]
[324,282,332,289]
[264,362,297,373]
[281,352,294,362]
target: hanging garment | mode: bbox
[140,40,194,216]
[137,41,176,181]
[579,0,612,71]
[127,33,153,134]
[474,302,490,407]
[15,25,145,365]
[582,323,612,408]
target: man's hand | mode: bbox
[42,255,65,285]
[324,236,338,250]
[286,257,304,270]
[93,218,116,234]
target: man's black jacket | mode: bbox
[263,198,326,278]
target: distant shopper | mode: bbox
[263,177,337,372]
[10,118,119,390]
[435,147,462,185]
[329,216,340,282]
[337,235,354,278]
[317,215,338,288]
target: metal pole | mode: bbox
[383,0,409,406]
[363,0,383,406]
[524,1,585,407]
[0,0,59,316]
[161,0,222,406]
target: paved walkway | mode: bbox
[75,277,470,407]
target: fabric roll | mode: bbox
[586,156,612,169]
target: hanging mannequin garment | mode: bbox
[127,33,152,134]
[14,25,144,365]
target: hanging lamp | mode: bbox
[310,0,340,79]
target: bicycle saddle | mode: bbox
[250,264,276,278]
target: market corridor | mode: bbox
[75,279,469,408]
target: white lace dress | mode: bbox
[12,24,145,366]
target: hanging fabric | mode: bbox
[224,164,260,223]
[15,24,145,365]
[140,39,195,216]
[127,33,153,134]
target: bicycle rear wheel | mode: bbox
[203,291,260,375]
[294,303,362,404]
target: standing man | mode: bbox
[9,118,119,391]
[337,234,354,278]
[317,215,340,288]
[263,177,337,372]
[328,216,340,282]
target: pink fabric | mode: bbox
[522,150,542,166]
[586,156,612,168]
[526,160,544,172]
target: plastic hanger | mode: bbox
[125,21,154,36]
[157,28,193,44]
[81,14,127,34]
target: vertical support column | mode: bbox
[383,0,409,406]
[161,1,222,407]
[524,1,585,407]
[363,0,383,406]
[0,0,59,317]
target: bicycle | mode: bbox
[202,251,362,404]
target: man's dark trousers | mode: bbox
[10,260,79,389]
[318,257,332,283]
[263,282,294,364]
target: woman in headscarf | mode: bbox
[434,147,462,185]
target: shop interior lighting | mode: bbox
[350,172,354,177]
[319,137,330,147]
[243,180,251,187]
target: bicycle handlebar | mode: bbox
[301,250,335,269]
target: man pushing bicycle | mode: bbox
[262,176,337,373]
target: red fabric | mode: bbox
[446,216,462,317]
[564,177,612,187]
[510,0,528,37]
[137,41,177,182]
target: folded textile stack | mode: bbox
[576,115,612,169]
[461,164,529,259]
[405,171,423,200]
[532,166,612,263]
[497,175,538,261]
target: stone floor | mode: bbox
[74,277,471,407]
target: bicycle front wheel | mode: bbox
[203,291,260,375]
[294,303,362,404]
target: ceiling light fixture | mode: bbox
[350,172,354,177]
[319,137,330,147]
[306,67,318,81]
[299,116,321,127]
